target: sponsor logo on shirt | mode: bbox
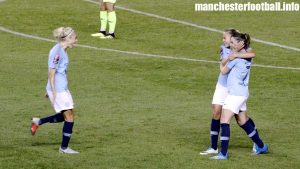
[53,55,60,64]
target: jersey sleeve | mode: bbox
[48,49,61,69]
[219,46,224,61]
[226,59,237,70]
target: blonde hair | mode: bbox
[53,27,74,42]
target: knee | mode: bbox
[106,3,115,12]
[236,119,243,126]
[212,110,221,120]
[100,3,106,10]
[220,110,233,124]
[212,105,222,120]
[107,8,114,12]
[235,115,247,126]
[63,110,75,122]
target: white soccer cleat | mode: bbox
[91,32,106,37]
[31,118,40,135]
[252,143,257,153]
[199,147,218,155]
[59,147,79,154]
[100,34,115,39]
[210,152,228,160]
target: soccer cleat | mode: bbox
[210,152,228,160]
[255,144,268,155]
[199,147,218,155]
[59,147,79,154]
[252,143,257,153]
[91,32,106,37]
[100,33,115,39]
[31,118,40,135]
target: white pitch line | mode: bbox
[0,26,300,70]
[83,0,300,52]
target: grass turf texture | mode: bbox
[0,0,299,168]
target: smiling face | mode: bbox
[223,32,231,47]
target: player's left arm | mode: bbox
[229,50,256,60]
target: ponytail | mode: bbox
[242,33,251,49]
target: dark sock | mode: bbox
[247,117,257,131]
[220,123,230,156]
[240,120,264,148]
[61,121,74,149]
[108,33,115,37]
[100,30,106,35]
[210,119,220,150]
[39,112,64,125]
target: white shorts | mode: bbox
[212,83,228,105]
[102,0,116,3]
[223,95,247,114]
[47,90,74,113]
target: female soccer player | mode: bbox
[91,0,117,39]
[210,32,268,160]
[200,29,257,155]
[31,27,79,154]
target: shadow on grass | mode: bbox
[31,141,61,146]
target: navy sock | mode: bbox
[241,120,264,148]
[220,123,230,156]
[247,117,257,131]
[61,121,74,149]
[210,119,220,150]
[39,112,65,125]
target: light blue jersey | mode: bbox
[226,58,252,96]
[217,45,231,87]
[46,44,69,92]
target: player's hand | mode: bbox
[49,91,56,106]
[52,92,56,102]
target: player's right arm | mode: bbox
[228,50,256,60]
[48,49,60,102]
[48,68,56,101]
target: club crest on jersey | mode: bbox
[53,55,60,64]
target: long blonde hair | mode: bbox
[53,27,74,42]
